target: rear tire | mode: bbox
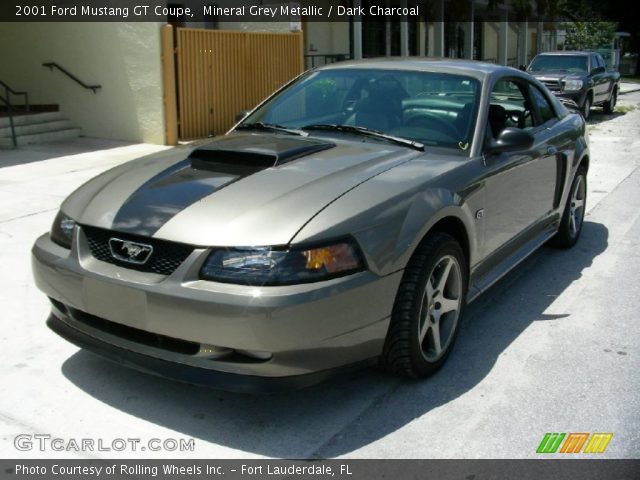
[381,232,468,378]
[552,167,587,249]
[603,89,617,114]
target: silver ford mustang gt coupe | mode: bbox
[32,59,589,392]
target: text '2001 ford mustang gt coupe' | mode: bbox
[32,59,589,392]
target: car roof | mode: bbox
[316,57,523,81]
[534,51,591,56]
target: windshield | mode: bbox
[529,55,588,73]
[239,69,480,150]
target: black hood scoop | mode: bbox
[189,134,335,173]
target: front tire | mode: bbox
[552,167,587,249]
[381,232,468,378]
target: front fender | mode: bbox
[290,158,481,277]
[394,192,478,273]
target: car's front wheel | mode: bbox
[381,232,467,378]
[552,167,587,248]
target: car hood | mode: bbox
[531,71,584,82]
[64,132,422,246]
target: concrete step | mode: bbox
[0,112,64,129]
[0,119,73,137]
[0,128,82,149]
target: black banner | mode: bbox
[1,460,640,480]
[0,0,635,22]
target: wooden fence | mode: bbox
[162,26,304,142]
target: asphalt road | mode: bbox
[1,88,639,459]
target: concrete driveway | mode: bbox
[1,89,639,459]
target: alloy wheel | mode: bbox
[569,174,586,238]
[418,255,462,362]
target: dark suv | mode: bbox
[528,51,620,119]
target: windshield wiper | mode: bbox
[236,122,307,136]
[301,124,425,151]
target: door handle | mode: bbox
[547,146,558,155]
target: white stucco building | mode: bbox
[0,1,559,146]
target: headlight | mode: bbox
[50,211,76,249]
[563,79,583,91]
[199,239,365,285]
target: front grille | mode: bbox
[50,299,272,364]
[543,80,562,92]
[82,225,194,276]
[67,306,200,355]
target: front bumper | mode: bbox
[552,89,587,107]
[32,229,402,391]
[46,313,374,393]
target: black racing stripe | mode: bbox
[111,159,246,236]
[111,134,337,237]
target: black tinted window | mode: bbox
[530,86,556,124]
[487,80,534,139]
[529,55,588,73]
[592,54,605,69]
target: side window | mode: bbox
[529,86,556,125]
[488,79,534,139]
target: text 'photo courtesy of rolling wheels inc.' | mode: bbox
[0,0,639,478]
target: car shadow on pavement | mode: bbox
[61,221,608,458]
[587,111,627,125]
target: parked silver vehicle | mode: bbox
[32,59,589,392]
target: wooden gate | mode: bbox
[164,26,304,141]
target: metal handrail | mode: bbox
[0,80,30,148]
[0,94,17,148]
[0,80,29,111]
[42,62,101,93]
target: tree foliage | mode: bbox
[485,0,618,49]
[562,21,617,49]
[486,0,616,21]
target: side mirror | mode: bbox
[519,64,527,71]
[235,110,250,122]
[591,66,605,74]
[488,127,534,153]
